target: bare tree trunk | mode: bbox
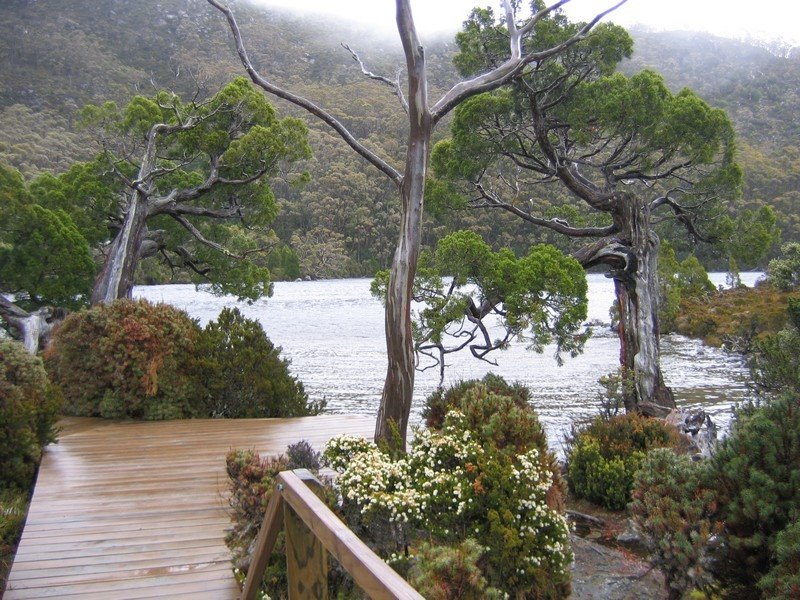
[613,197,675,416]
[375,2,431,450]
[90,192,148,305]
[0,296,64,353]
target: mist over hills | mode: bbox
[1,0,797,272]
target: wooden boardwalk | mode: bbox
[5,415,375,599]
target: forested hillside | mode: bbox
[622,28,800,252]
[0,0,796,277]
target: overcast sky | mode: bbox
[249,0,800,46]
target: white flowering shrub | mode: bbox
[324,406,573,598]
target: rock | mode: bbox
[616,519,644,548]
[570,534,666,599]
[665,408,718,458]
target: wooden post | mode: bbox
[284,469,328,600]
[242,488,285,600]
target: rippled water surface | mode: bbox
[135,272,760,450]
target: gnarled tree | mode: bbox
[82,77,311,304]
[431,9,742,415]
[372,230,589,383]
[207,0,624,448]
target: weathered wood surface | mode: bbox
[276,471,424,600]
[5,415,374,599]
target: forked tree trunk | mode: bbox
[90,192,149,305]
[613,197,675,416]
[205,0,621,451]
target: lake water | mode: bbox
[134,272,761,451]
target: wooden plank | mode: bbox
[5,415,374,598]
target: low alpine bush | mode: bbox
[0,339,61,490]
[325,376,572,599]
[630,448,719,599]
[566,412,684,510]
[708,392,800,598]
[45,299,201,419]
[195,307,320,418]
[758,519,800,599]
[45,301,318,421]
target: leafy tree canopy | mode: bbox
[373,230,587,380]
[0,163,94,309]
[78,78,310,302]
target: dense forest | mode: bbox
[0,0,797,278]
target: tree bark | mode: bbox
[91,122,163,305]
[90,190,149,304]
[375,1,431,450]
[612,195,675,416]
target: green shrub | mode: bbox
[45,299,201,419]
[768,242,800,291]
[709,392,800,598]
[0,339,61,490]
[195,307,320,418]
[749,325,800,396]
[325,380,572,599]
[423,373,530,430]
[630,449,719,600]
[567,413,684,510]
[758,520,800,599]
[408,539,501,600]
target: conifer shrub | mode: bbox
[758,519,800,599]
[422,373,530,430]
[408,539,502,600]
[748,315,800,396]
[630,448,720,600]
[566,412,684,510]
[195,307,320,418]
[45,299,201,419]
[708,392,800,598]
[0,339,61,490]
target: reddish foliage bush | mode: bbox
[45,299,201,419]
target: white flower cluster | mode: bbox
[322,434,377,472]
[507,449,573,578]
[328,440,424,524]
[322,409,573,583]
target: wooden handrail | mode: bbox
[242,469,423,600]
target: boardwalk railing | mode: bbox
[242,469,423,600]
